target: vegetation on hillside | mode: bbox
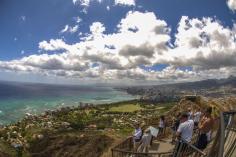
[1,96,236,157]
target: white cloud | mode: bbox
[70,25,79,33]
[72,0,135,6]
[73,0,90,6]
[163,16,236,70]
[114,0,135,6]
[38,39,70,51]
[75,16,82,23]
[72,0,91,14]
[89,22,106,35]
[1,11,236,84]
[60,25,79,34]
[60,25,69,33]
[72,0,135,13]
[227,0,236,12]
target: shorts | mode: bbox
[159,127,164,134]
[196,134,208,150]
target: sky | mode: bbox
[0,0,236,85]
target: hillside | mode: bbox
[0,95,235,157]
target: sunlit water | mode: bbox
[0,82,136,125]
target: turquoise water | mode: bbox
[0,84,136,125]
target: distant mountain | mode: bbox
[124,76,236,96]
[157,75,236,90]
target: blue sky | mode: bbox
[0,0,236,85]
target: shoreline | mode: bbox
[0,86,138,125]
[0,98,139,127]
[1,95,232,157]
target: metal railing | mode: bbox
[111,136,172,157]
[172,139,206,157]
[208,111,236,157]
[111,111,236,157]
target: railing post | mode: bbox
[218,112,225,157]
[129,137,132,150]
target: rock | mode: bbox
[32,134,37,140]
[25,143,30,149]
[37,134,44,140]
[61,122,71,128]
[66,127,73,131]
[87,124,97,129]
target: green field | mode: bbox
[109,104,142,112]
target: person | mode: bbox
[193,109,202,128]
[173,112,194,157]
[137,128,153,153]
[188,107,193,120]
[158,115,165,136]
[206,130,211,142]
[133,122,143,152]
[171,113,181,143]
[176,112,194,142]
[195,107,214,150]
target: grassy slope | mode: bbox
[109,104,142,112]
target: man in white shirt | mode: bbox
[133,123,142,152]
[176,112,194,142]
[173,112,194,157]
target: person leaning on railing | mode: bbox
[173,112,194,156]
[171,112,181,143]
[195,107,214,150]
[175,112,194,142]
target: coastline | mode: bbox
[0,99,138,127]
[0,98,149,157]
[1,95,234,157]
[0,86,138,125]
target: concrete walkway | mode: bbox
[149,138,175,155]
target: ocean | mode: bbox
[0,81,136,125]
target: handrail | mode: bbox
[111,136,173,157]
[218,112,225,157]
[111,148,172,155]
[112,110,236,157]
[182,139,207,155]
[172,139,207,157]
[209,110,236,157]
